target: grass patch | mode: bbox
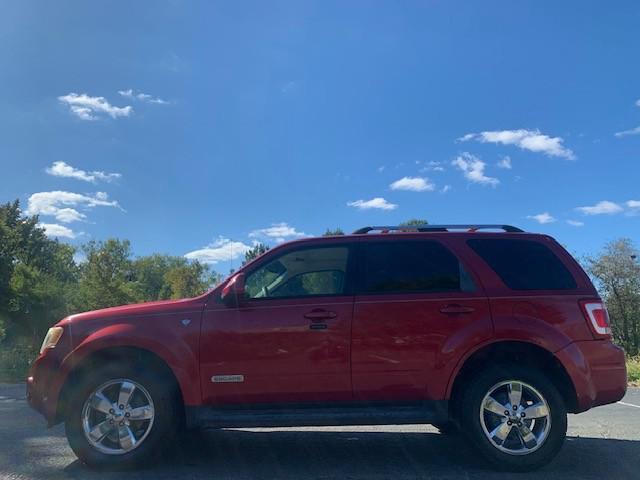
[628,357,640,387]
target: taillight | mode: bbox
[579,300,611,338]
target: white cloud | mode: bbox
[377,166,385,172]
[636,99,640,107]
[46,161,121,183]
[118,89,169,105]
[389,176,435,192]
[54,208,86,223]
[615,126,640,137]
[280,81,297,94]
[421,161,445,172]
[567,220,585,227]
[27,190,121,223]
[249,222,306,243]
[459,129,575,159]
[497,156,512,169]
[627,200,640,216]
[347,197,398,210]
[184,237,251,264]
[576,200,624,215]
[58,93,133,120]
[39,223,76,239]
[441,185,452,193]
[451,152,499,187]
[527,212,556,224]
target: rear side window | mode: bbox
[467,238,577,291]
[360,240,470,294]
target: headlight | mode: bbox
[40,327,64,354]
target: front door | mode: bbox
[200,243,355,405]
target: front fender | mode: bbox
[64,320,200,405]
[41,315,202,426]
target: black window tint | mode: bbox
[467,239,577,291]
[361,241,463,293]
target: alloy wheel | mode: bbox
[81,379,155,455]
[479,380,551,455]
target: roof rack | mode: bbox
[352,224,525,234]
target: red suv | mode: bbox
[27,224,627,471]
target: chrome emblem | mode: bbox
[211,375,244,383]
[180,319,191,326]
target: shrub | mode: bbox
[0,343,39,382]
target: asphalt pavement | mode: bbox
[1,383,639,480]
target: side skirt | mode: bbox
[185,400,449,429]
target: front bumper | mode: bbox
[556,339,627,413]
[26,349,66,425]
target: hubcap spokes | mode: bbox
[81,379,155,455]
[480,380,551,456]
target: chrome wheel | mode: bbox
[81,379,155,455]
[479,380,551,456]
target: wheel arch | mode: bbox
[447,341,579,415]
[55,346,185,426]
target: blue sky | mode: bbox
[1,1,638,273]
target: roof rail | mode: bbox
[352,224,525,234]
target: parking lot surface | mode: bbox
[1,384,639,480]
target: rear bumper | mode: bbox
[556,340,627,413]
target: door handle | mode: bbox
[439,304,475,315]
[304,309,337,321]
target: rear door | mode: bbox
[351,237,492,402]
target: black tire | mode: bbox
[432,422,459,435]
[64,362,179,469]
[458,364,567,472]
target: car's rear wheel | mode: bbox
[65,363,178,469]
[458,365,567,471]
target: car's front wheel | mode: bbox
[65,363,178,469]
[458,365,567,471]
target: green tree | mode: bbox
[243,243,270,266]
[0,200,223,379]
[132,254,172,301]
[162,262,217,299]
[130,254,219,301]
[399,218,429,227]
[75,239,136,311]
[323,228,345,236]
[585,239,640,355]
[0,200,78,343]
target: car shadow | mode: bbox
[60,429,640,480]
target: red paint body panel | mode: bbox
[351,294,492,401]
[555,339,627,411]
[27,297,206,422]
[489,295,595,351]
[27,231,627,427]
[200,297,353,404]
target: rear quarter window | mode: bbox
[467,238,577,291]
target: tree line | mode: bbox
[1,200,638,357]
[584,239,640,356]
[0,200,219,347]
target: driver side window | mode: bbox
[245,246,350,299]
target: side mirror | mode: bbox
[220,273,246,307]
